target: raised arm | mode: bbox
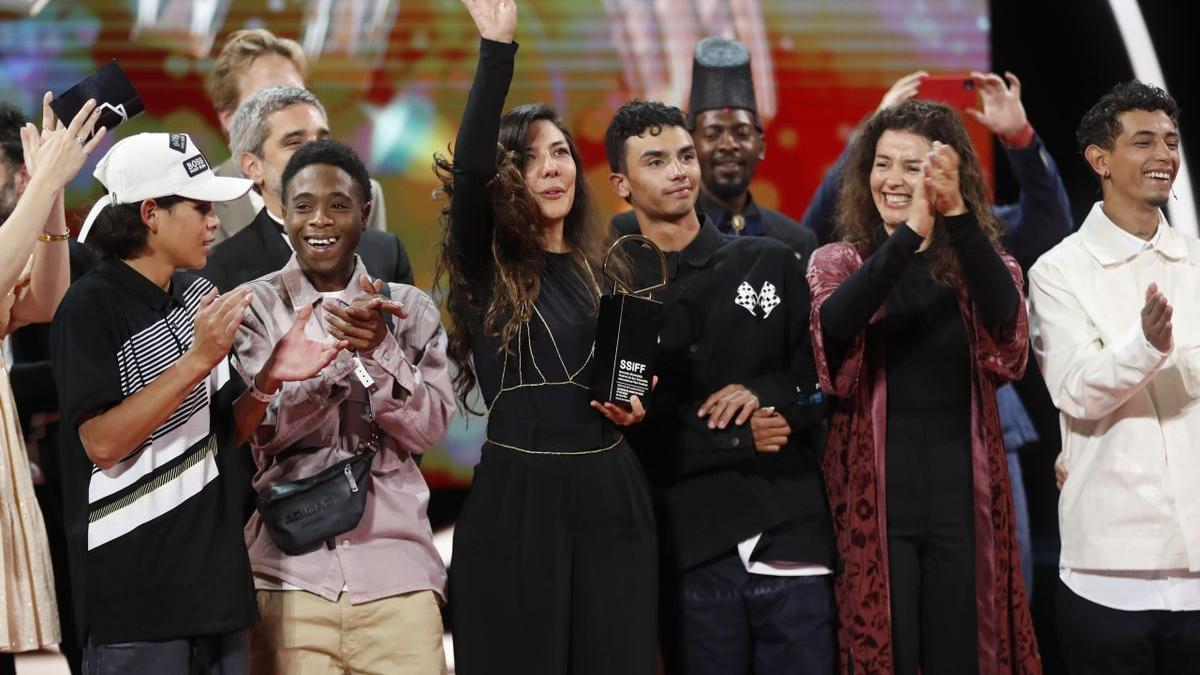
[818,225,922,341]
[967,71,1073,266]
[0,98,103,298]
[451,0,518,279]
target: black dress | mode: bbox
[447,39,657,675]
[819,216,1018,675]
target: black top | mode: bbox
[613,191,819,269]
[617,216,834,571]
[201,207,414,293]
[452,38,617,452]
[818,214,1018,413]
[49,259,256,644]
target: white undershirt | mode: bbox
[737,533,832,577]
[1060,213,1200,612]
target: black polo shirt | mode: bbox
[618,218,835,572]
[50,258,255,645]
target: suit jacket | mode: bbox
[211,157,390,243]
[200,207,413,293]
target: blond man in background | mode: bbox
[206,29,388,242]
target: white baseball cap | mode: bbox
[78,132,253,242]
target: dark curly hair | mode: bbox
[1076,80,1180,158]
[604,99,688,173]
[281,138,372,207]
[86,195,188,259]
[435,104,616,413]
[0,101,25,171]
[835,99,1004,286]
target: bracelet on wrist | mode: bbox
[37,231,70,242]
[249,376,280,403]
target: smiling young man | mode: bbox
[50,133,342,674]
[201,85,411,293]
[612,38,817,265]
[231,139,453,674]
[1028,81,1200,673]
[607,100,835,675]
[205,28,391,242]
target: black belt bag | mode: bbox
[257,288,394,555]
[256,442,377,556]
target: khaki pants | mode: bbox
[250,590,446,675]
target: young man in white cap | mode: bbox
[50,132,346,674]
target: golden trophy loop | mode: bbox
[602,234,669,299]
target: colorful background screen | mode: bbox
[0,0,990,486]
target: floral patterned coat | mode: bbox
[807,241,1041,675]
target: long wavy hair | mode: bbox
[834,99,1004,285]
[434,104,615,412]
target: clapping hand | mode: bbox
[256,304,349,393]
[461,0,516,43]
[187,288,252,371]
[19,94,106,192]
[924,141,966,217]
[323,275,408,354]
[1142,283,1173,353]
[906,160,936,240]
[966,72,1029,140]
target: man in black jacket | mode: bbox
[613,38,817,267]
[605,100,835,675]
[201,85,412,292]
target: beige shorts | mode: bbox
[250,589,446,675]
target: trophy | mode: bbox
[589,235,668,408]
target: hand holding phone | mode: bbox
[916,75,977,110]
[49,60,143,141]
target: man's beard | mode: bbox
[1148,193,1170,209]
[704,172,752,201]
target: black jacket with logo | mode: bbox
[617,217,834,572]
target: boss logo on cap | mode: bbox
[183,154,210,177]
[169,134,187,154]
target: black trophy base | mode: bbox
[589,292,661,409]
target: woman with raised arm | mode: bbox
[436,1,656,673]
[807,100,1041,675]
[2,99,104,673]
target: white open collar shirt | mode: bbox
[1029,201,1200,611]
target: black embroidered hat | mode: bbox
[688,37,757,121]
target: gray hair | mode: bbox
[228,85,327,163]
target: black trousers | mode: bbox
[885,408,979,675]
[82,630,247,675]
[450,442,658,675]
[1057,579,1200,674]
[664,550,835,675]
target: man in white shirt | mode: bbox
[1029,80,1200,674]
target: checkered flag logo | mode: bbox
[759,282,780,318]
[734,281,782,318]
[735,282,759,315]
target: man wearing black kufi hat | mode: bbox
[613,37,817,267]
